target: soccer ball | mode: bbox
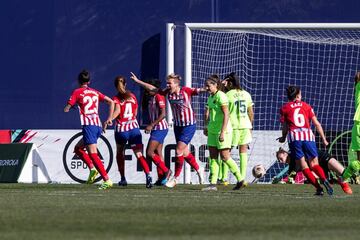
[252,164,266,178]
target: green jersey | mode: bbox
[354,82,360,122]
[206,91,232,134]
[226,89,253,129]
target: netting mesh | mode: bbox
[190,28,360,183]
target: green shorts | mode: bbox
[232,129,252,146]
[351,122,360,151]
[208,132,232,150]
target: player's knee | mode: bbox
[146,149,155,158]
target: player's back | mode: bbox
[113,92,139,131]
[148,93,168,130]
[280,100,315,142]
[68,87,104,126]
[226,89,253,129]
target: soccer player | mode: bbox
[202,75,244,191]
[142,79,172,185]
[278,85,333,196]
[276,148,352,194]
[220,72,254,186]
[111,75,154,188]
[342,71,360,181]
[130,72,205,188]
[64,70,114,190]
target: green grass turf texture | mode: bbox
[1,183,360,240]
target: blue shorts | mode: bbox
[149,129,168,144]
[289,140,318,161]
[115,128,143,147]
[174,124,196,145]
[82,125,102,145]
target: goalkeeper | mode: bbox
[275,148,352,194]
[342,72,360,181]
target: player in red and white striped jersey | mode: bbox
[278,85,333,196]
[112,75,161,188]
[141,79,171,185]
[130,72,206,188]
[64,70,114,190]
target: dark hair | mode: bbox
[114,76,132,101]
[224,72,242,90]
[206,74,222,89]
[78,70,90,84]
[286,85,300,101]
[148,78,161,89]
[355,72,360,83]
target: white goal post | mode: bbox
[168,23,360,184]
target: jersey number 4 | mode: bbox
[123,103,133,119]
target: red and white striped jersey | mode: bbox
[67,87,105,127]
[113,93,139,132]
[160,87,199,127]
[148,94,168,130]
[280,100,316,142]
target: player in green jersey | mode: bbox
[217,72,254,187]
[202,74,244,191]
[343,72,360,181]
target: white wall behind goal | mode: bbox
[26,130,281,184]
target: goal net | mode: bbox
[185,24,360,183]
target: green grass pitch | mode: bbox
[1,183,360,240]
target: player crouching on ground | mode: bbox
[202,75,244,191]
[275,148,352,194]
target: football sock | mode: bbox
[217,159,223,180]
[89,153,109,181]
[224,158,242,181]
[152,154,168,173]
[116,154,125,179]
[221,160,229,181]
[209,159,219,185]
[74,147,94,169]
[157,166,164,179]
[311,164,327,182]
[174,155,185,178]
[184,153,200,171]
[342,160,360,181]
[138,156,150,174]
[302,168,321,189]
[240,153,248,180]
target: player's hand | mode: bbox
[64,105,71,112]
[203,128,208,136]
[102,119,113,133]
[322,139,329,147]
[277,136,286,143]
[145,124,153,134]
[219,132,225,142]
[130,72,139,82]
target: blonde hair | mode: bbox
[167,73,181,82]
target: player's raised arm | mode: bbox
[130,72,158,93]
